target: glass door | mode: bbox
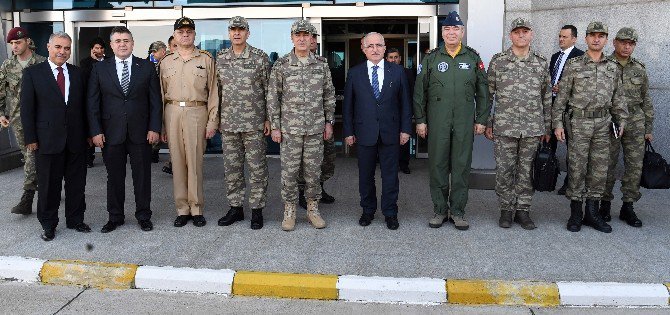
[73,21,125,65]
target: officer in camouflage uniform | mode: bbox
[485,18,552,230]
[553,22,628,233]
[297,23,336,209]
[600,27,654,228]
[0,27,46,215]
[414,11,489,231]
[268,19,336,231]
[216,16,270,230]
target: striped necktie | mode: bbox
[121,60,129,95]
[371,65,380,99]
[551,51,565,86]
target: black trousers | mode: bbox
[102,140,152,223]
[36,148,87,230]
[357,137,400,217]
[399,141,410,169]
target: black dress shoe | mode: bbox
[151,150,160,163]
[41,228,55,241]
[192,215,207,227]
[250,208,263,230]
[162,165,173,175]
[400,166,411,174]
[67,223,91,233]
[101,221,124,233]
[218,206,244,226]
[385,215,399,230]
[359,213,374,226]
[320,183,335,204]
[174,215,191,227]
[138,220,153,231]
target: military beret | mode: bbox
[229,16,249,30]
[586,21,608,35]
[291,19,312,34]
[510,17,531,31]
[174,16,195,30]
[6,27,29,43]
[441,11,464,27]
[615,27,638,42]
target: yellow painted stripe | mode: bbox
[665,283,670,305]
[447,279,559,306]
[232,271,338,300]
[40,260,137,290]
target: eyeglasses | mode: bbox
[364,44,386,50]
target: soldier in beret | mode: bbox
[160,17,219,227]
[0,27,46,215]
[600,27,654,227]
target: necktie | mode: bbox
[551,51,565,85]
[121,60,129,95]
[56,66,65,97]
[371,65,380,99]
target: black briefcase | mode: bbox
[640,140,670,189]
[532,142,560,192]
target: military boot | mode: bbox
[306,199,326,229]
[566,200,583,232]
[250,208,264,230]
[513,210,536,230]
[11,190,35,215]
[498,210,513,228]
[218,206,244,226]
[619,202,642,227]
[298,188,307,210]
[281,203,296,231]
[451,215,469,231]
[320,182,335,204]
[583,199,612,233]
[599,200,612,222]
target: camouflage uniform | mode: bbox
[267,50,336,204]
[603,46,653,203]
[0,52,46,191]
[553,52,628,201]
[217,43,270,210]
[488,47,552,213]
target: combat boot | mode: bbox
[11,190,35,215]
[451,215,469,231]
[619,202,642,227]
[250,208,264,230]
[429,213,449,228]
[599,200,611,222]
[498,210,513,228]
[320,182,335,204]
[513,210,536,230]
[566,200,583,232]
[583,199,612,233]
[306,199,326,229]
[281,203,296,231]
[298,188,307,210]
[218,206,244,226]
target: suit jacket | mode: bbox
[549,47,584,83]
[403,67,416,96]
[87,56,162,146]
[20,61,88,154]
[80,55,111,84]
[343,60,412,146]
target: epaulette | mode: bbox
[156,52,175,68]
[567,55,583,64]
[532,50,547,61]
[249,46,266,57]
[426,47,440,55]
[315,55,327,63]
[216,48,229,57]
[631,57,645,68]
[491,51,506,60]
[464,45,480,56]
[199,50,213,58]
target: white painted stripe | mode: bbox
[135,266,235,294]
[557,282,669,306]
[0,256,46,282]
[337,275,446,304]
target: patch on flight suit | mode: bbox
[458,63,470,70]
[437,62,449,72]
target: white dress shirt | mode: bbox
[47,59,70,103]
[366,60,385,93]
[553,46,574,86]
[115,55,133,86]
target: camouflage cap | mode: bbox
[586,21,608,35]
[229,16,249,30]
[510,17,531,31]
[308,24,319,36]
[291,19,312,34]
[615,27,638,42]
[148,41,167,53]
[174,16,195,30]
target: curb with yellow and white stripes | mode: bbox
[1,256,669,307]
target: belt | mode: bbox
[570,108,609,119]
[169,101,206,107]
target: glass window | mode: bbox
[15,0,152,10]
[194,19,295,59]
[19,22,65,58]
[154,0,329,6]
[336,0,457,3]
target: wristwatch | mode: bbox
[325,119,335,125]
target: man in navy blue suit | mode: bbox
[343,32,412,230]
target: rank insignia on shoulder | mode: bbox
[458,63,470,70]
[197,65,205,69]
[437,62,449,72]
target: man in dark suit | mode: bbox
[343,32,412,230]
[385,48,415,174]
[80,37,110,168]
[88,26,162,233]
[21,32,91,241]
[549,25,585,195]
